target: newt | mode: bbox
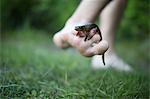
[75,23,105,65]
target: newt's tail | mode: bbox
[102,53,105,65]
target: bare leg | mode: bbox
[92,0,132,71]
[101,0,127,53]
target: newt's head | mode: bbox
[75,23,97,32]
[75,26,84,31]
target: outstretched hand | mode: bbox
[53,23,109,57]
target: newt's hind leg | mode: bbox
[87,28,97,40]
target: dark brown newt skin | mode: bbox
[75,23,105,65]
[75,23,102,41]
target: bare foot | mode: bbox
[53,23,109,57]
[91,53,133,72]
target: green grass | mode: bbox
[0,29,149,98]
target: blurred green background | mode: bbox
[1,0,149,41]
[1,0,80,33]
[1,0,149,98]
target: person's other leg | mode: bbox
[92,0,132,71]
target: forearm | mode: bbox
[67,0,111,24]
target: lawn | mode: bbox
[0,29,149,98]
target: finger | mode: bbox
[90,34,101,43]
[75,35,100,52]
[68,35,91,54]
[85,34,100,46]
[82,40,109,57]
[67,33,86,49]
